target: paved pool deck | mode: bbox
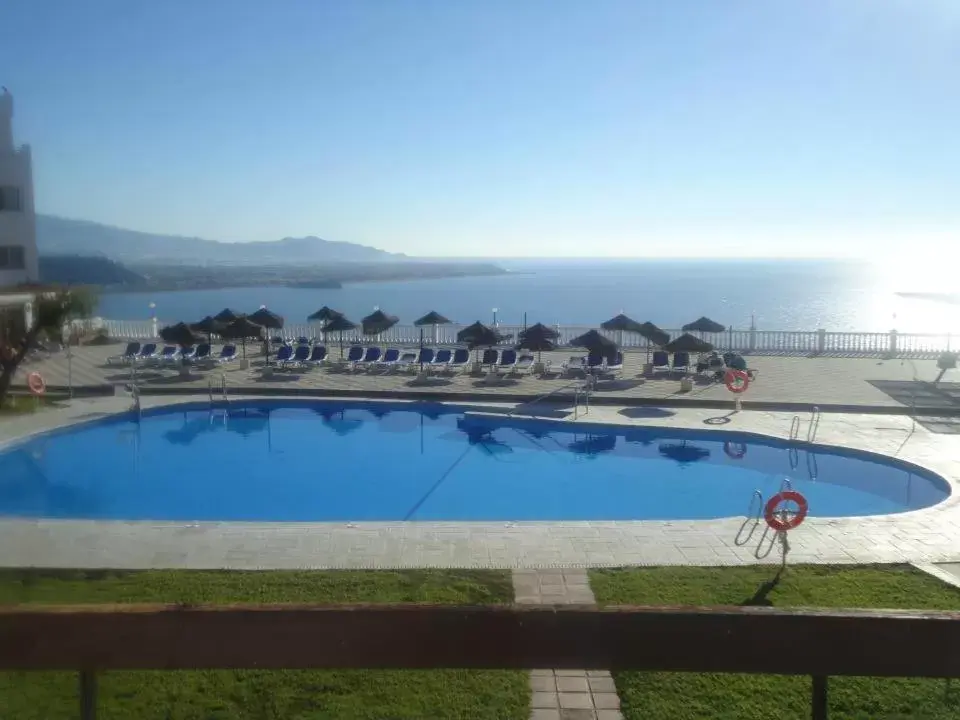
[10,342,960,411]
[1,393,959,570]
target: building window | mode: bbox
[0,246,26,270]
[0,187,22,212]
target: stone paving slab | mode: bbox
[2,396,960,570]
[515,569,623,720]
[10,343,949,409]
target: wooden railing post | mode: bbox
[79,670,97,720]
[811,675,828,720]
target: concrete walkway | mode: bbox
[514,569,622,720]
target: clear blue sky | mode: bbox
[2,0,958,257]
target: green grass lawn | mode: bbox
[590,564,960,720]
[0,569,528,720]
[0,394,56,415]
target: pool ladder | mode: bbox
[129,364,142,421]
[789,406,821,443]
[508,379,591,419]
[209,373,228,407]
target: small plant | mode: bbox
[934,352,958,384]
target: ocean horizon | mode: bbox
[95,259,960,335]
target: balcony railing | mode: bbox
[2,602,959,720]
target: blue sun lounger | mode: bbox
[283,344,310,369]
[343,345,365,369]
[157,346,181,366]
[652,351,670,374]
[356,347,382,371]
[274,345,294,366]
[212,345,237,364]
[134,343,159,364]
[497,348,518,374]
[672,351,690,375]
[429,348,453,373]
[108,342,141,365]
[448,347,471,373]
[307,345,327,367]
[379,348,401,371]
[193,343,212,364]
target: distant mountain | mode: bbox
[36,215,404,265]
[39,255,147,287]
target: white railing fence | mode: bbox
[98,319,955,358]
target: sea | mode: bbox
[94,259,960,334]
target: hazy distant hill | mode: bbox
[36,215,404,265]
[39,255,147,287]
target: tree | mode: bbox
[0,288,96,407]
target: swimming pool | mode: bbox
[0,401,948,522]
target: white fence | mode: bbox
[99,319,956,358]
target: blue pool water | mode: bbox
[0,402,948,522]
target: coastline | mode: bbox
[95,266,509,294]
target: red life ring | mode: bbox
[724,441,747,459]
[27,372,46,396]
[725,369,749,394]
[764,490,808,532]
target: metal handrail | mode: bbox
[807,406,821,442]
[747,490,763,521]
[789,416,801,440]
[129,364,141,420]
[507,380,589,418]
[807,451,819,481]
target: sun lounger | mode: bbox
[342,345,365,369]
[179,346,197,364]
[133,343,159,364]
[480,349,499,371]
[584,352,605,374]
[429,348,453,374]
[497,348,518,374]
[515,353,535,374]
[282,344,310,369]
[193,343,211,364]
[561,355,585,377]
[599,351,623,377]
[397,350,418,371]
[150,345,179,366]
[274,345,294,366]
[652,351,670,374]
[212,345,237,364]
[356,347,382,371]
[307,345,327,367]
[379,348,401,371]
[406,347,434,373]
[672,351,690,375]
[108,342,141,365]
[448,348,471,373]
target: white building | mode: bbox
[0,88,39,288]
